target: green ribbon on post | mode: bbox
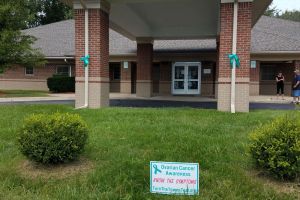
[80,55,90,67]
[228,54,240,69]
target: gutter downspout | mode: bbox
[231,0,238,113]
[77,8,89,109]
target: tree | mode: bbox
[0,0,45,73]
[264,3,280,17]
[27,0,72,28]
[279,10,300,22]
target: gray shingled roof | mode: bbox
[252,16,300,53]
[22,16,300,57]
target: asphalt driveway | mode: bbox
[0,99,296,110]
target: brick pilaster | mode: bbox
[217,2,252,112]
[136,43,153,97]
[75,8,110,108]
[120,62,132,94]
[159,62,172,95]
[250,61,260,96]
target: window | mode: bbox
[261,65,277,81]
[56,66,70,77]
[25,66,34,76]
[109,63,121,80]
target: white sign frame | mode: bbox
[250,60,256,69]
[150,161,199,195]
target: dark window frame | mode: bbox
[56,65,70,77]
[25,66,34,76]
[260,65,278,81]
[110,63,121,81]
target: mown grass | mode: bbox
[0,90,49,98]
[0,105,298,200]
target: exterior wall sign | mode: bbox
[123,61,129,69]
[203,69,211,74]
[251,60,257,69]
[150,161,199,195]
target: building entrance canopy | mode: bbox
[62,0,271,41]
[61,0,272,113]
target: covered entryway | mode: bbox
[62,0,272,112]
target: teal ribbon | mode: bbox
[228,54,240,69]
[153,164,162,175]
[80,55,90,67]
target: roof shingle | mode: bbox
[22,16,300,57]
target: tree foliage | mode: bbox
[264,3,280,17]
[279,10,300,22]
[265,3,300,22]
[28,0,72,28]
[0,0,45,73]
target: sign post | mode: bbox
[150,161,199,195]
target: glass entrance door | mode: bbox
[172,62,201,95]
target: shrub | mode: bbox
[249,115,300,180]
[47,76,75,93]
[18,113,88,164]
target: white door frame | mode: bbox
[172,62,201,95]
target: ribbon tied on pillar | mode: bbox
[228,54,240,69]
[80,55,90,68]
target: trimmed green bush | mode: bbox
[249,115,300,180]
[47,76,75,93]
[18,113,88,164]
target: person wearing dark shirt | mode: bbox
[275,72,285,100]
[292,70,300,104]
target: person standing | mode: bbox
[292,70,300,104]
[276,72,285,99]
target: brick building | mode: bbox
[1,0,300,112]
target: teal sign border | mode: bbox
[150,161,200,195]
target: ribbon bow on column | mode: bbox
[228,54,240,69]
[80,55,90,67]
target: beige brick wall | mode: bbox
[217,81,249,112]
[120,81,131,94]
[250,82,259,96]
[0,79,48,91]
[136,80,152,98]
[110,81,120,93]
[75,77,109,108]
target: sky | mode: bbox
[273,0,300,11]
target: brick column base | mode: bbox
[136,81,152,97]
[217,78,249,112]
[75,77,109,108]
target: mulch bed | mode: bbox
[17,157,94,180]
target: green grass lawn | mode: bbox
[0,90,49,98]
[0,105,298,200]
